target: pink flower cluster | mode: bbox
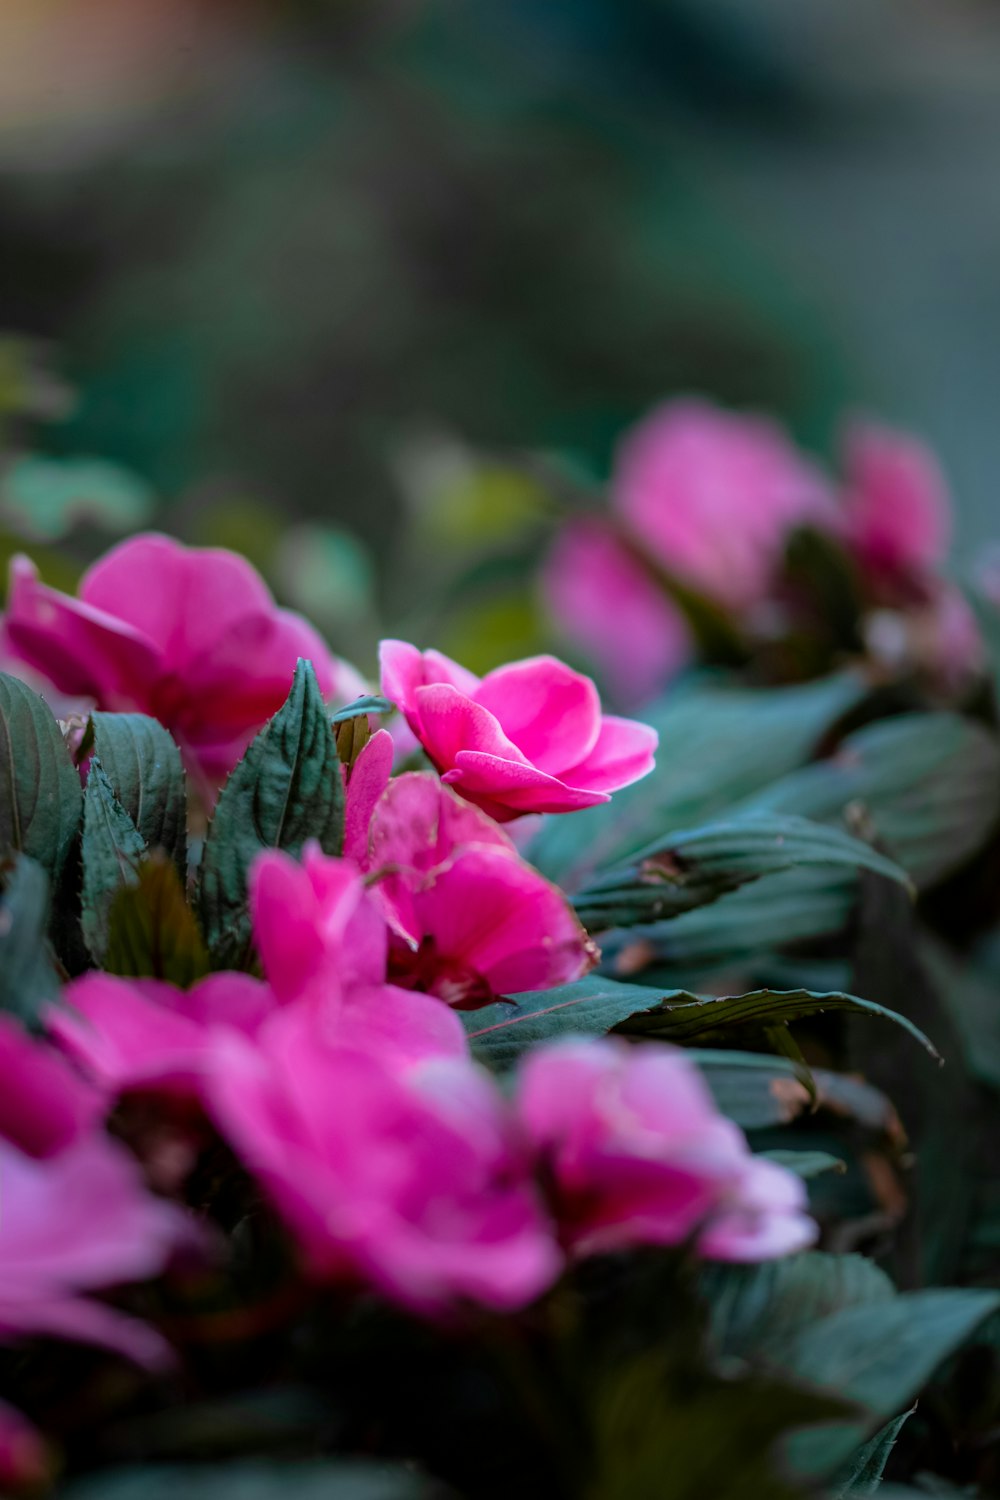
[543,397,972,702]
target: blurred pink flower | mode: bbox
[516,1039,815,1262]
[362,773,598,1007]
[0,1015,103,1158]
[840,420,951,586]
[206,1008,561,1316]
[0,1131,189,1366]
[380,641,658,821]
[3,535,363,788]
[541,518,691,705]
[612,397,832,609]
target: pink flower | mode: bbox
[0,1131,190,1366]
[840,420,951,586]
[379,641,658,821]
[50,971,276,1100]
[250,844,469,1063]
[612,397,832,609]
[541,518,691,705]
[206,1007,561,1316]
[516,1039,815,1262]
[0,1015,103,1157]
[361,773,598,1007]
[3,534,363,787]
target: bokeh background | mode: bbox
[1,0,999,676]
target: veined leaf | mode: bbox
[104,855,210,987]
[88,711,187,875]
[197,660,344,969]
[573,814,910,932]
[689,1049,901,1135]
[463,976,938,1069]
[0,854,60,1025]
[0,670,82,884]
[832,1408,914,1497]
[80,759,147,965]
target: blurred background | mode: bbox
[1,0,999,678]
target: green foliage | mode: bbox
[0,670,82,885]
[197,660,344,969]
[86,711,187,876]
[104,855,210,987]
[0,854,60,1025]
[80,759,147,965]
[57,1462,445,1500]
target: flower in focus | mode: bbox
[0,1130,190,1366]
[0,1014,103,1157]
[380,640,658,821]
[206,1007,561,1316]
[612,397,832,610]
[362,772,598,1007]
[516,1039,815,1262]
[840,419,951,589]
[541,517,692,705]
[2,533,364,788]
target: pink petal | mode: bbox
[411,684,532,773]
[0,1292,174,1369]
[444,752,610,817]
[841,419,952,581]
[367,771,510,875]
[473,656,602,775]
[4,554,160,705]
[560,713,658,795]
[343,729,394,864]
[0,1015,104,1157]
[379,640,480,726]
[698,1157,817,1262]
[50,975,213,1096]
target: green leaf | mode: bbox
[197,660,344,969]
[0,670,82,884]
[759,1150,846,1180]
[0,855,60,1024]
[741,712,1000,891]
[777,1288,1000,1479]
[80,759,147,965]
[464,976,938,1069]
[104,855,211,987]
[329,694,393,724]
[527,671,869,890]
[573,814,911,932]
[88,712,187,875]
[701,1252,896,1363]
[832,1407,914,1497]
[57,1461,445,1500]
[690,1049,899,1134]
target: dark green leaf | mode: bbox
[690,1049,900,1135]
[88,711,187,875]
[104,854,211,987]
[0,670,82,883]
[464,976,938,1069]
[329,694,393,724]
[759,1150,846,1180]
[197,660,344,969]
[57,1461,445,1500]
[832,1407,914,1497]
[574,814,910,932]
[0,855,60,1024]
[80,759,147,965]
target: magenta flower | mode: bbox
[362,773,598,1007]
[3,534,363,787]
[206,1007,561,1316]
[541,518,692,705]
[379,641,658,821]
[612,397,832,609]
[250,844,469,1062]
[516,1039,815,1262]
[0,1015,103,1157]
[840,420,951,587]
[0,1131,191,1366]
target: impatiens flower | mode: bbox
[612,397,832,609]
[0,1131,190,1367]
[2,534,364,787]
[250,844,468,1061]
[380,641,658,821]
[206,1007,561,1316]
[516,1039,815,1262]
[0,1014,103,1157]
[541,517,692,705]
[840,420,951,587]
[362,773,598,1007]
